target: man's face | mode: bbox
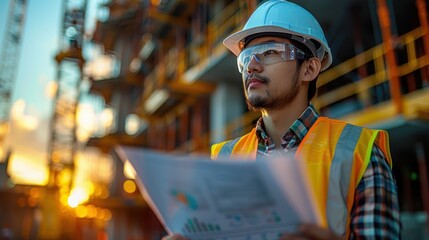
[241,36,302,111]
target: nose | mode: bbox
[246,54,262,73]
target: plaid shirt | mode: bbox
[255,104,401,239]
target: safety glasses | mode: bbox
[237,42,307,73]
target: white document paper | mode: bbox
[115,146,323,240]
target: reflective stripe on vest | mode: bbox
[210,117,392,237]
[326,123,363,235]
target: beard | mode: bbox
[245,70,300,111]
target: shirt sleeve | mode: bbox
[349,144,401,239]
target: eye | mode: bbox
[262,49,279,56]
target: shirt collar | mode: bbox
[255,103,320,143]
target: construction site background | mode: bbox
[0,0,429,239]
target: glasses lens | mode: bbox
[237,43,306,73]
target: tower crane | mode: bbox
[48,0,87,188]
[0,0,27,147]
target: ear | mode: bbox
[301,58,321,82]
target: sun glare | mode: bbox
[8,154,49,186]
[67,187,90,208]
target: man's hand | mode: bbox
[280,224,346,240]
[161,234,188,240]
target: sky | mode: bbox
[0,0,100,185]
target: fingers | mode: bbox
[298,224,332,239]
[279,233,308,240]
[280,224,345,240]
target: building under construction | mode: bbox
[1,0,429,239]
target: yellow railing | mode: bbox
[314,27,429,109]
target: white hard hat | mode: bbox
[224,0,332,71]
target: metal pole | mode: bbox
[416,0,429,56]
[416,0,429,86]
[376,0,403,114]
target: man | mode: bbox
[165,0,401,239]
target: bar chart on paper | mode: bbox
[182,218,222,234]
[182,215,284,240]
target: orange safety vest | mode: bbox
[211,117,392,237]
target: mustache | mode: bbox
[245,73,269,88]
